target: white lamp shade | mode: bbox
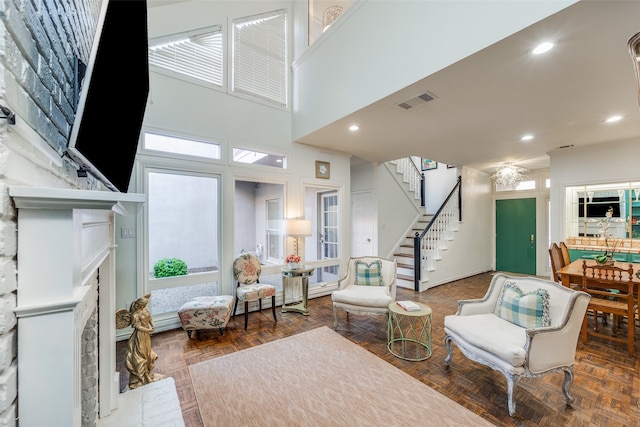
[284,219,312,237]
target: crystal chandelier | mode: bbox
[490,163,528,187]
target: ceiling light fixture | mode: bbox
[520,134,534,141]
[490,163,528,187]
[532,42,554,55]
[605,115,622,123]
[349,125,359,131]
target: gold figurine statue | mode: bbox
[116,293,161,389]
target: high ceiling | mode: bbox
[296,1,640,173]
[148,1,640,174]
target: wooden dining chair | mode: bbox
[581,260,636,356]
[559,241,571,266]
[548,243,565,283]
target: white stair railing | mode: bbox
[389,157,423,202]
[413,176,461,290]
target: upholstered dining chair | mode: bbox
[331,256,397,329]
[232,253,277,330]
[581,261,636,356]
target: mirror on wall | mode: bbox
[565,182,640,240]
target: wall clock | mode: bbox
[316,161,330,179]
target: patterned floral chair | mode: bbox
[177,295,235,339]
[232,253,277,330]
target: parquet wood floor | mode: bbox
[116,271,640,426]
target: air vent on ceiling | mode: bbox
[396,91,437,110]
[557,144,575,149]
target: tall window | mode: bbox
[232,9,288,108]
[146,170,220,316]
[149,25,223,88]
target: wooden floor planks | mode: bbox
[116,271,640,427]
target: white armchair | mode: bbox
[332,256,397,329]
[444,273,590,416]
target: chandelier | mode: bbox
[490,163,528,187]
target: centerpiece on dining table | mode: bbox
[595,206,618,265]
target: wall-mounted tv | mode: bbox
[578,197,621,218]
[66,0,149,192]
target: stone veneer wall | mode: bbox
[0,0,105,424]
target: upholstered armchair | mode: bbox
[331,256,397,329]
[232,253,277,330]
[444,273,590,416]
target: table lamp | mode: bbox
[283,218,312,256]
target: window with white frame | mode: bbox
[144,132,221,160]
[232,147,286,168]
[148,25,223,88]
[495,179,536,192]
[232,9,288,108]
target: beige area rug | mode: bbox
[190,326,494,427]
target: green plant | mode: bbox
[153,258,188,278]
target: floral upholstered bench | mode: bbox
[177,295,235,339]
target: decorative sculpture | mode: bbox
[116,293,161,389]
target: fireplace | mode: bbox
[10,187,144,427]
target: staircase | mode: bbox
[385,161,462,290]
[394,214,434,288]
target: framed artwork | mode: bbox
[316,160,330,179]
[421,159,437,171]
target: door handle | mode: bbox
[531,234,535,244]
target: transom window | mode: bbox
[144,132,221,160]
[232,147,286,168]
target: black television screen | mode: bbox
[578,196,621,217]
[67,0,149,192]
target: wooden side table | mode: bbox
[387,301,432,361]
[281,265,315,315]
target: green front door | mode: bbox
[496,198,536,275]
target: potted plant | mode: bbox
[153,258,188,278]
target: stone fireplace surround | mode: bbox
[10,187,144,426]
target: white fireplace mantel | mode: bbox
[9,186,145,427]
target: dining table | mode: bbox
[556,258,640,289]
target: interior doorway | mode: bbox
[351,191,376,257]
[495,198,536,275]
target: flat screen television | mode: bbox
[66,0,149,192]
[578,196,621,218]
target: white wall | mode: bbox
[549,137,640,244]
[292,0,577,142]
[376,165,423,258]
[424,164,459,214]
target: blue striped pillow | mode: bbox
[497,282,550,328]
[354,260,384,286]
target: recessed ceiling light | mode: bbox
[605,115,622,123]
[532,42,554,55]
[349,125,360,131]
[520,134,534,141]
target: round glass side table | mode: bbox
[387,301,432,361]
